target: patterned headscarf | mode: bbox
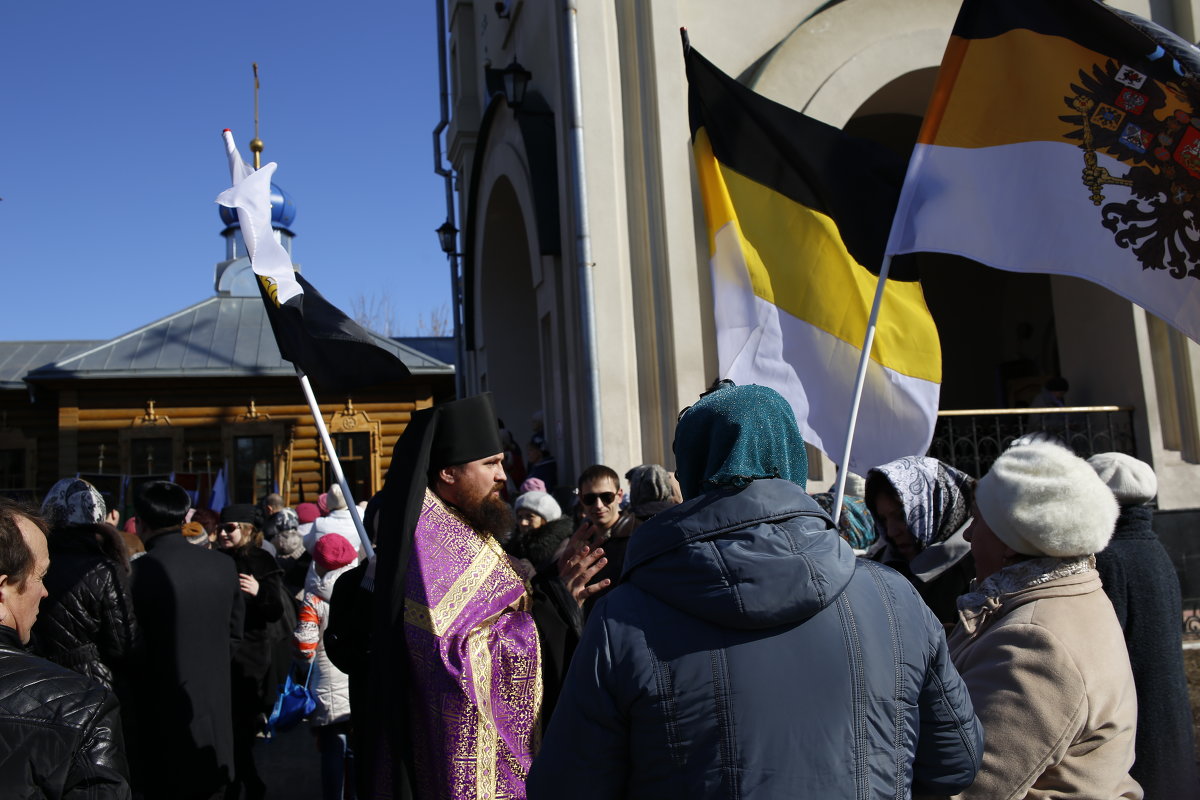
[810,492,877,550]
[674,383,808,501]
[866,457,974,549]
[41,478,106,530]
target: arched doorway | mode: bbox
[477,176,544,465]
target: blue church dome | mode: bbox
[219,181,297,231]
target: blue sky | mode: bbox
[1,1,452,341]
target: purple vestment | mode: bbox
[404,489,542,799]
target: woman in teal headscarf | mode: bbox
[528,380,983,799]
[673,380,809,500]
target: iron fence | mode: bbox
[1185,598,1200,638]
[928,406,1136,479]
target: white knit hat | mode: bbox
[1087,452,1157,505]
[975,441,1118,557]
[514,491,561,523]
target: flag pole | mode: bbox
[830,254,894,525]
[295,366,375,561]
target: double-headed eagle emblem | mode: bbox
[1062,46,1200,279]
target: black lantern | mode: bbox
[436,220,458,255]
[501,58,531,108]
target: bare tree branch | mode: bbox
[349,292,397,337]
[416,303,451,337]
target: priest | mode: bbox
[366,393,601,799]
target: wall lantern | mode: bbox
[436,220,459,256]
[502,58,532,108]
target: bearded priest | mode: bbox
[365,393,598,800]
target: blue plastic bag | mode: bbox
[267,659,316,733]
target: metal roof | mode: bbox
[24,296,453,382]
[393,337,457,368]
[0,341,103,389]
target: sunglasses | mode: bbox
[219,523,241,534]
[581,491,617,507]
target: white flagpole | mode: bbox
[296,367,375,561]
[830,254,894,525]
[219,130,375,560]
[830,126,935,525]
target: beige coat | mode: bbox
[947,569,1141,800]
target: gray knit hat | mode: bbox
[976,441,1118,557]
[514,491,561,523]
[1087,452,1157,506]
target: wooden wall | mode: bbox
[3,374,451,503]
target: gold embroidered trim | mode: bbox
[404,544,499,637]
[469,623,498,799]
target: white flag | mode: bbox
[214,130,301,307]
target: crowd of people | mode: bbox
[0,382,1195,799]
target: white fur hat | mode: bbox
[1087,452,1157,505]
[514,490,561,523]
[976,441,1118,557]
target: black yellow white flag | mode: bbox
[686,44,942,471]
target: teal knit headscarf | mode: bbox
[673,382,809,501]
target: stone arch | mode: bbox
[750,0,959,128]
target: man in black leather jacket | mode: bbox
[0,497,131,798]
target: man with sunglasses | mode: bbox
[566,465,636,615]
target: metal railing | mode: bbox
[1184,598,1200,639]
[928,406,1137,479]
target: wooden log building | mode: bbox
[0,182,454,514]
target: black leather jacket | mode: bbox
[0,624,131,798]
[34,525,139,691]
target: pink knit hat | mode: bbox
[313,534,357,572]
[296,502,321,524]
[520,477,547,495]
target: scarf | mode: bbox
[674,382,808,501]
[868,457,974,548]
[956,555,1095,634]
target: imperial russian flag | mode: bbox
[888,0,1200,342]
[216,130,411,392]
[686,42,942,471]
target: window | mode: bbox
[320,403,383,500]
[120,427,183,478]
[325,433,370,506]
[130,438,173,476]
[221,420,285,505]
[233,435,275,505]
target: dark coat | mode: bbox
[129,530,244,800]
[529,479,983,799]
[220,545,286,714]
[1096,504,1199,800]
[34,524,138,692]
[874,534,975,624]
[0,624,130,798]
